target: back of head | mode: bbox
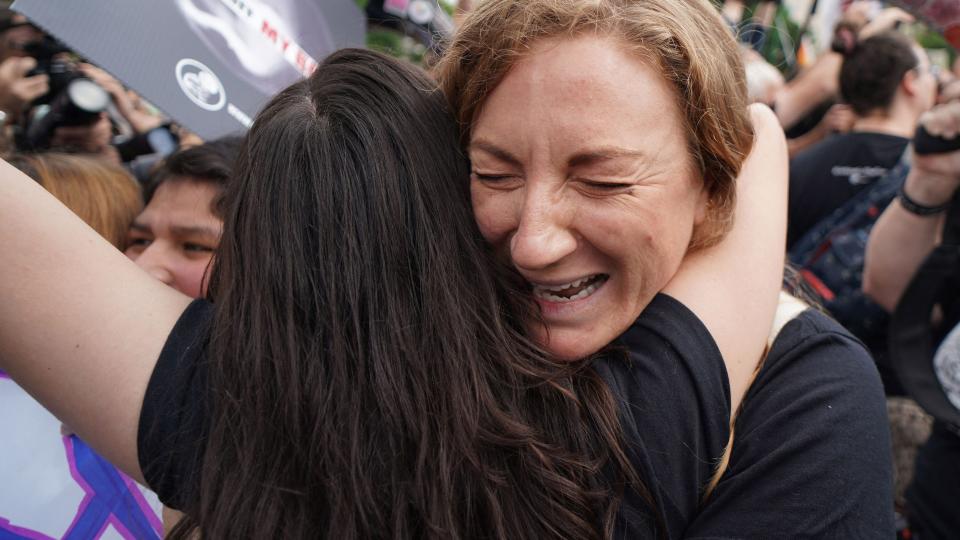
[145,136,242,220]
[840,31,919,117]
[11,153,142,248]
[435,0,754,249]
[187,48,629,539]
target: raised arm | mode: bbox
[663,105,788,413]
[0,160,190,483]
[864,99,960,311]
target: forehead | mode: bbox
[471,34,686,158]
[138,178,221,229]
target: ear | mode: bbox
[902,69,920,98]
[693,183,710,226]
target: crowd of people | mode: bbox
[0,0,957,538]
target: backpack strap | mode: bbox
[789,149,911,265]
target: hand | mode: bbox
[50,112,120,164]
[0,56,48,119]
[907,103,960,205]
[859,7,914,40]
[79,63,163,134]
[822,103,855,134]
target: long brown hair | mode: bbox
[434,0,755,249]
[171,48,635,539]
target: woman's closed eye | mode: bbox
[471,172,523,190]
[577,179,634,194]
[472,172,517,182]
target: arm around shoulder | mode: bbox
[664,104,788,415]
[0,159,191,484]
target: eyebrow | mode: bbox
[129,222,151,234]
[468,139,523,168]
[567,147,647,168]
[470,139,646,169]
[170,225,220,239]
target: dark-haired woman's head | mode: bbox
[178,49,635,539]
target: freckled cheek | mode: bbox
[471,186,517,246]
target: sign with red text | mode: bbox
[12,0,365,140]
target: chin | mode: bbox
[537,331,608,361]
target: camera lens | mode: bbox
[67,79,110,114]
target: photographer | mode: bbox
[863,91,960,540]
[0,10,47,135]
[0,9,176,166]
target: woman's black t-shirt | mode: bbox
[138,294,894,538]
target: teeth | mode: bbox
[542,276,588,292]
[532,275,605,303]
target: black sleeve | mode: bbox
[137,299,213,511]
[684,310,895,539]
[594,294,731,538]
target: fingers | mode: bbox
[859,7,915,39]
[11,73,49,102]
[0,57,47,116]
[0,56,37,80]
[940,80,960,104]
[825,104,855,132]
[921,101,960,140]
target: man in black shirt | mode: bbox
[787,31,937,249]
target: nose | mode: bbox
[509,187,577,271]
[133,243,175,287]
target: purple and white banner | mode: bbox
[1,370,163,539]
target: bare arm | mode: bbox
[773,53,842,131]
[862,178,947,312]
[0,160,191,484]
[663,105,788,414]
[864,98,960,311]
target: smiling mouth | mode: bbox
[531,274,609,303]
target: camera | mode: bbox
[15,35,110,150]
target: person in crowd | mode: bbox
[0,153,163,539]
[742,48,856,158]
[124,138,240,299]
[864,92,960,540]
[785,31,936,396]
[771,5,913,134]
[0,9,175,165]
[787,31,937,249]
[0,10,47,126]
[0,2,889,539]
[9,152,141,247]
